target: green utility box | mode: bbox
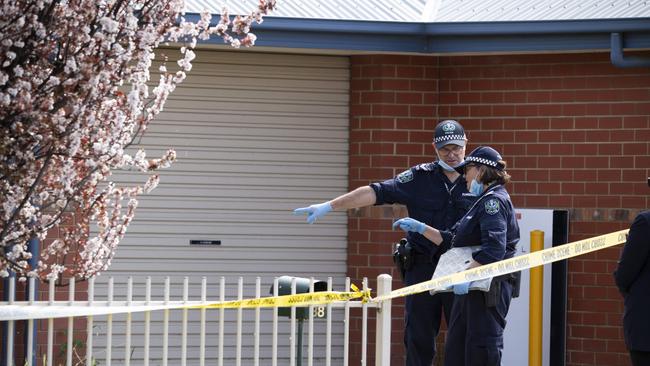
[269,276,328,319]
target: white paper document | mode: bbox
[429,246,492,295]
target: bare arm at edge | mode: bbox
[330,186,377,211]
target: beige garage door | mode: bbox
[92,49,350,364]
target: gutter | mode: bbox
[185,14,650,60]
[610,32,650,68]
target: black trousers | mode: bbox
[630,350,650,366]
[404,262,454,366]
[443,280,514,366]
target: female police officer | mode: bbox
[393,146,520,366]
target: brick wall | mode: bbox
[348,52,650,365]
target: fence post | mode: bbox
[374,274,392,366]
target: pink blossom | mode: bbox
[0,0,275,281]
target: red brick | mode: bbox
[622,142,647,155]
[549,195,572,207]
[373,79,410,91]
[411,79,436,91]
[610,130,634,142]
[574,117,598,129]
[575,90,601,102]
[525,195,549,207]
[597,170,621,182]
[372,104,409,116]
[538,104,564,115]
[351,78,372,91]
[514,130,538,142]
[359,117,395,129]
[571,325,596,338]
[361,91,395,104]
[502,91,527,103]
[597,117,623,129]
[596,195,621,208]
[362,65,396,78]
[562,77,587,89]
[537,130,561,143]
[526,169,549,181]
[395,92,423,104]
[551,90,576,102]
[585,129,611,142]
[359,143,394,155]
[548,118,572,130]
[492,104,516,116]
[526,118,550,129]
[409,105,435,117]
[539,157,562,168]
[550,144,574,156]
[562,156,585,168]
[502,143,525,155]
[395,143,422,155]
[459,92,481,103]
[481,92,504,103]
[395,66,424,78]
[538,182,561,194]
[598,143,623,155]
[623,116,648,128]
[585,156,609,168]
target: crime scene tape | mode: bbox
[0,229,629,321]
[371,229,629,303]
[0,285,370,322]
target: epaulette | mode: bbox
[414,162,436,171]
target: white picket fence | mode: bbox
[1,274,393,366]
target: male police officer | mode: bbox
[294,120,470,365]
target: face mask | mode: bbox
[470,179,484,196]
[437,159,456,172]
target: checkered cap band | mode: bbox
[434,134,465,144]
[466,156,498,167]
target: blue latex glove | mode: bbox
[453,282,471,295]
[293,202,333,224]
[392,217,426,234]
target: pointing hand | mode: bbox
[293,202,333,224]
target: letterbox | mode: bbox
[269,276,328,319]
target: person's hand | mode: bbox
[392,217,426,234]
[293,202,332,224]
[452,282,470,295]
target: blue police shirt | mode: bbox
[448,184,520,264]
[369,162,468,257]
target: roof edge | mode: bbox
[182,14,650,55]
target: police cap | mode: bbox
[434,120,466,149]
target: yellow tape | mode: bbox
[0,285,371,321]
[191,287,371,310]
[371,229,629,303]
[0,230,628,321]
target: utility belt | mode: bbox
[392,239,433,282]
[484,271,521,307]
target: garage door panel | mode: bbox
[138,123,348,139]
[97,49,349,363]
[117,234,347,249]
[102,49,349,276]
[155,112,348,127]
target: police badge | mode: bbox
[442,121,456,133]
[396,169,413,183]
[485,199,500,215]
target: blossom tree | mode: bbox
[0,0,276,281]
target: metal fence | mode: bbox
[1,274,393,366]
